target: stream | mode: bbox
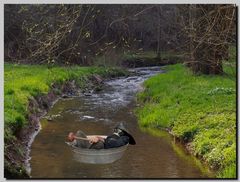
[30,66,213,178]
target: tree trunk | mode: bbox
[156,6,161,60]
[189,5,232,75]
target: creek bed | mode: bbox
[30,66,213,178]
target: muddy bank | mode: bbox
[4,74,115,179]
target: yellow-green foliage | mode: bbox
[4,64,126,136]
[136,58,236,178]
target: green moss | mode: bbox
[139,126,172,140]
[136,48,236,178]
[140,127,214,177]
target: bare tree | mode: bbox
[183,4,236,74]
[5,4,235,70]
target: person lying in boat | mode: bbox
[67,122,136,149]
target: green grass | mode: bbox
[136,48,236,178]
[4,64,127,138]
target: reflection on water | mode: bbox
[30,67,213,178]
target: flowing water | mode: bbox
[30,67,213,178]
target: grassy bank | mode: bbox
[121,50,184,67]
[5,64,127,134]
[136,52,236,177]
[123,50,184,60]
[4,63,127,177]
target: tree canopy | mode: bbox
[4,4,236,74]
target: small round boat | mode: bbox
[67,135,128,164]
